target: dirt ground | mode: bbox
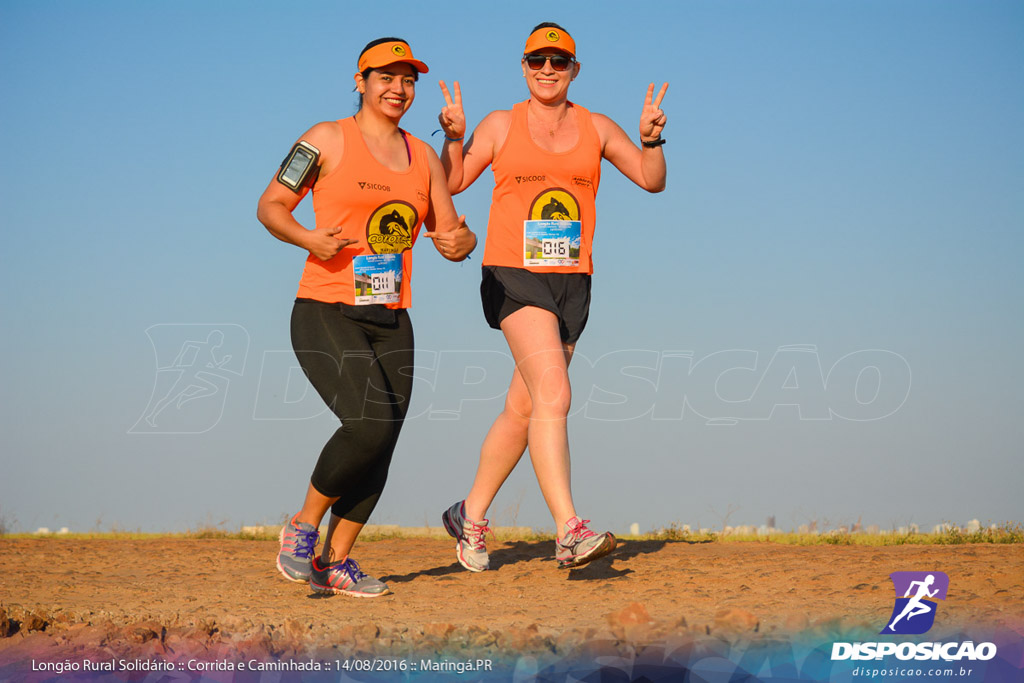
[1,537,1022,674]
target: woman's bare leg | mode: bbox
[464,306,577,528]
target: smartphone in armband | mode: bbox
[277,141,320,192]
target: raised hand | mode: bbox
[639,82,669,141]
[438,80,466,141]
[305,225,356,261]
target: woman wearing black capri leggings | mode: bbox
[257,37,476,597]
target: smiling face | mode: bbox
[521,48,580,103]
[355,62,417,121]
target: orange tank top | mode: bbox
[483,100,602,274]
[296,117,431,308]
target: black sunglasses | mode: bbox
[523,53,575,72]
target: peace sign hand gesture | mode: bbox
[639,82,669,141]
[438,80,466,141]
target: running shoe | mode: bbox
[441,500,491,572]
[309,557,391,597]
[555,517,616,569]
[276,514,320,583]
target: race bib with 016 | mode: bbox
[523,220,581,267]
[352,253,402,304]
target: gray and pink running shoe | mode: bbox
[441,500,491,572]
[276,514,320,583]
[555,517,616,569]
[309,557,391,597]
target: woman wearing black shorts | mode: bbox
[436,22,667,571]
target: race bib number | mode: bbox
[352,253,402,304]
[524,220,581,267]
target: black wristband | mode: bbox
[641,136,666,148]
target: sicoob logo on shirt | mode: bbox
[529,188,580,221]
[881,571,949,635]
[366,201,417,254]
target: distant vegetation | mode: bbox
[0,507,14,536]
[646,521,1024,545]
[5,521,1021,545]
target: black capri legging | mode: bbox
[290,299,414,523]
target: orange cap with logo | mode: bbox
[358,40,429,74]
[524,26,576,58]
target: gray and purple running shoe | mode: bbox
[276,514,320,583]
[309,557,391,597]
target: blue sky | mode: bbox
[1,1,1021,534]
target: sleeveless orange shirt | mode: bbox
[483,100,602,274]
[296,117,430,308]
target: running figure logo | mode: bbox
[881,571,949,635]
[130,324,249,434]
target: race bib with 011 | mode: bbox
[524,220,581,267]
[352,253,402,304]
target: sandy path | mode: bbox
[1,537,1021,669]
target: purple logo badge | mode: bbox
[881,571,949,635]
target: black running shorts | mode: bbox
[480,265,592,344]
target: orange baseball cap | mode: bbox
[358,40,429,74]
[524,26,576,58]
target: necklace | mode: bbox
[546,111,569,136]
[530,103,571,137]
